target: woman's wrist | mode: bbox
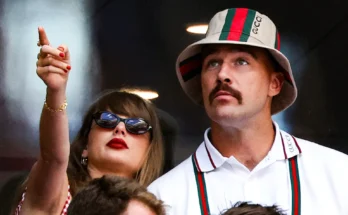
[45,87,67,110]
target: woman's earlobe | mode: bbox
[82,148,88,157]
[81,149,88,166]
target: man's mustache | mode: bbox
[209,84,242,104]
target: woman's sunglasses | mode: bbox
[92,111,152,135]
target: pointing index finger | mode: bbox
[38,26,50,46]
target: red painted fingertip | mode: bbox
[59,52,65,58]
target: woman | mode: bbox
[13,27,164,215]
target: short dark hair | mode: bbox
[67,175,166,215]
[221,201,286,215]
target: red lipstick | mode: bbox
[107,138,128,150]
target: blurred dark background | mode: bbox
[1,0,348,214]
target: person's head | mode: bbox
[175,8,297,125]
[68,89,164,194]
[221,202,286,215]
[67,175,166,215]
[201,44,284,126]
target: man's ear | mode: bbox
[269,72,284,97]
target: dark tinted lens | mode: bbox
[125,118,149,134]
[95,112,119,128]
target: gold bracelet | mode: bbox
[44,100,68,112]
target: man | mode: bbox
[148,7,348,215]
[67,176,166,215]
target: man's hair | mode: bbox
[221,202,286,215]
[67,175,166,215]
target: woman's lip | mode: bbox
[107,138,128,149]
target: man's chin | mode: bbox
[208,108,239,122]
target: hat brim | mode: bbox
[176,34,297,115]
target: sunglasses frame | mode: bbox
[92,111,152,135]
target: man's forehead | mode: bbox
[201,44,261,58]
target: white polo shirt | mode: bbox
[148,122,348,215]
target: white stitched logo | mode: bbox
[285,134,294,152]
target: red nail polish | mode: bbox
[67,65,71,70]
[59,52,65,58]
[64,69,68,73]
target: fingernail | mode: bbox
[66,65,71,70]
[58,47,64,52]
[64,69,68,73]
[59,52,65,58]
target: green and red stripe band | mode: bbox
[288,156,301,215]
[275,30,281,50]
[219,8,256,42]
[179,54,202,82]
[192,154,211,215]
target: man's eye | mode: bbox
[207,60,220,68]
[236,58,248,66]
